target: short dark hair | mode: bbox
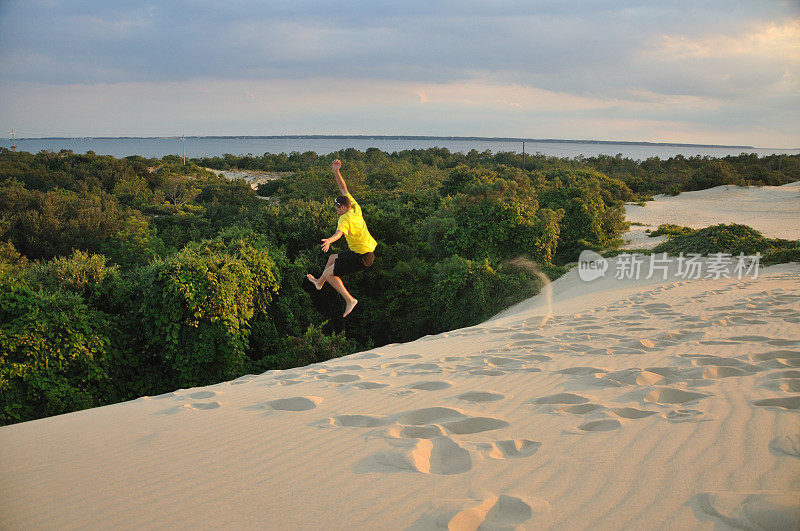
[334,195,351,208]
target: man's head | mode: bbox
[334,195,351,215]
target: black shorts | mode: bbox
[333,250,375,277]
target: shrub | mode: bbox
[0,287,110,425]
[139,233,278,388]
[653,224,800,259]
[649,224,695,238]
[428,255,541,331]
[265,323,359,370]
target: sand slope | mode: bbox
[2,258,799,530]
[623,181,800,249]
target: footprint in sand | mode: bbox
[637,370,669,386]
[764,370,800,380]
[268,396,322,411]
[353,381,389,390]
[456,391,505,403]
[189,402,221,410]
[275,379,303,386]
[375,436,472,475]
[409,381,452,391]
[509,331,545,340]
[727,335,775,342]
[557,366,606,376]
[352,352,382,360]
[469,369,505,376]
[521,354,552,362]
[188,391,216,399]
[511,338,549,348]
[148,392,176,400]
[394,407,465,425]
[448,494,546,529]
[484,357,523,368]
[644,387,710,405]
[228,375,256,386]
[561,403,605,414]
[663,409,714,423]
[375,406,509,438]
[577,419,622,432]
[476,439,542,459]
[702,366,750,379]
[156,406,185,415]
[331,414,386,428]
[687,355,756,370]
[768,339,800,347]
[695,492,800,530]
[327,364,365,372]
[404,363,443,374]
[440,417,509,435]
[600,369,642,386]
[388,425,448,439]
[587,376,625,389]
[769,435,800,458]
[530,393,589,405]
[752,396,800,410]
[612,407,658,419]
[327,374,360,383]
[750,351,800,368]
[779,380,800,392]
[273,373,300,380]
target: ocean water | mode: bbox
[1,137,797,161]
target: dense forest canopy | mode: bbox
[1,147,798,424]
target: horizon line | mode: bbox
[3,134,767,150]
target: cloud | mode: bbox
[0,0,797,146]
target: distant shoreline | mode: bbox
[13,135,757,150]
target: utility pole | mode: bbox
[180,135,186,164]
[10,130,16,152]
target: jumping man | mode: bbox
[307,159,377,317]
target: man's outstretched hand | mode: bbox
[332,159,342,172]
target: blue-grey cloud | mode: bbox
[0,0,798,145]
[1,0,795,91]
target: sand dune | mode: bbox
[623,181,800,248]
[2,185,799,529]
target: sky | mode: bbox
[0,1,798,147]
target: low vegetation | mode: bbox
[652,224,800,264]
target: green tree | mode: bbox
[139,231,280,387]
[0,287,110,425]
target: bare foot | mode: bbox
[343,299,358,317]
[306,274,324,290]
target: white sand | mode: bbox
[622,181,800,249]
[2,187,800,530]
[204,167,291,189]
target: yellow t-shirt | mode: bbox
[337,194,377,254]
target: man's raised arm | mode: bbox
[332,159,348,195]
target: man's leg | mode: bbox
[319,263,358,317]
[307,254,337,290]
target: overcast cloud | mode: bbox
[0,0,798,146]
